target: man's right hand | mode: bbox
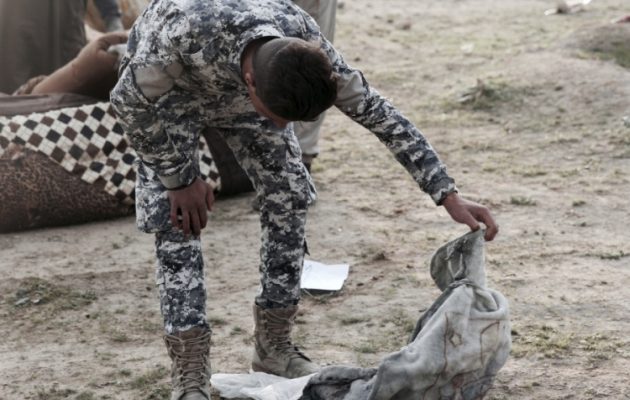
[167,177,215,236]
[32,31,128,97]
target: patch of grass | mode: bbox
[382,309,415,334]
[613,149,630,159]
[515,168,548,178]
[301,290,336,305]
[381,309,416,350]
[35,386,76,400]
[339,316,370,326]
[590,41,630,69]
[208,316,227,327]
[371,68,408,86]
[559,168,580,178]
[347,310,415,356]
[570,25,630,69]
[549,136,580,145]
[461,140,498,152]
[230,326,245,336]
[11,277,96,313]
[110,331,131,343]
[586,250,628,260]
[510,196,537,206]
[138,318,161,333]
[512,325,627,361]
[145,384,171,400]
[609,131,630,146]
[449,79,531,112]
[355,353,376,369]
[128,365,169,391]
[354,340,379,354]
[95,351,116,362]
[579,333,624,356]
[511,325,572,358]
[380,286,399,302]
[75,392,96,400]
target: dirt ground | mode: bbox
[1,0,630,399]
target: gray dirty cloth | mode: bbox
[299,229,511,400]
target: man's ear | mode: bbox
[244,71,255,89]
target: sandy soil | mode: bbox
[1,0,629,399]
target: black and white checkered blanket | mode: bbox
[0,102,221,205]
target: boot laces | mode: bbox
[265,313,309,360]
[166,332,211,392]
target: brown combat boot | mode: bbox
[164,327,212,400]
[251,303,319,378]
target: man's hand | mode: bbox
[442,192,498,241]
[74,31,129,78]
[167,177,215,236]
[32,31,128,96]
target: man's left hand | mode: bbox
[442,192,498,241]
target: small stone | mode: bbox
[14,297,29,306]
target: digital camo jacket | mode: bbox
[110,0,457,206]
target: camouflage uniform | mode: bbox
[110,0,456,334]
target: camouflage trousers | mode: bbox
[135,126,316,334]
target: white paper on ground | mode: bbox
[211,372,314,400]
[300,259,350,291]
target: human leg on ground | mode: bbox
[157,229,211,400]
[219,124,319,378]
[136,161,211,400]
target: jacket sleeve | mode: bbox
[321,39,457,205]
[114,71,202,190]
[110,9,200,190]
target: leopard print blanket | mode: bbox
[0,101,221,205]
[0,102,230,232]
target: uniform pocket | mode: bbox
[132,63,183,102]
